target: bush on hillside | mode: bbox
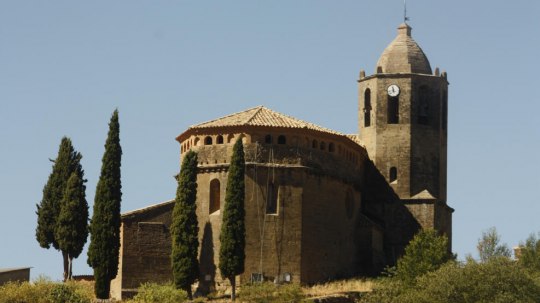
[128,283,188,303]
[0,280,93,303]
[361,257,540,303]
[239,282,305,303]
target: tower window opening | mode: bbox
[418,86,429,125]
[320,141,326,151]
[312,140,318,149]
[265,135,273,144]
[204,136,213,145]
[388,96,399,124]
[209,179,220,214]
[389,167,398,183]
[266,182,277,215]
[216,135,224,144]
[364,89,372,127]
[329,143,335,153]
[277,135,286,145]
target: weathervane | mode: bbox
[404,0,410,23]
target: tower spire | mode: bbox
[404,0,410,23]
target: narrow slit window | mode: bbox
[209,179,220,214]
[266,183,277,214]
[364,89,372,127]
[418,86,429,125]
[389,167,398,183]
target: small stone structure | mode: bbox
[0,267,31,285]
[111,22,453,300]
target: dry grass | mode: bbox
[304,278,374,297]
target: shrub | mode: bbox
[239,282,305,303]
[129,283,188,303]
[393,229,453,284]
[0,280,92,303]
[361,257,540,303]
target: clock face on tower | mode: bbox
[387,84,400,97]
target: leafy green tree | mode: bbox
[55,170,89,281]
[518,233,540,272]
[362,257,540,303]
[36,137,85,280]
[477,227,511,262]
[219,138,246,301]
[171,151,199,299]
[88,110,122,299]
[394,229,453,284]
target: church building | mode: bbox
[111,23,453,299]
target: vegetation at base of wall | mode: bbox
[171,150,199,299]
[390,228,453,284]
[0,280,94,303]
[126,283,187,303]
[238,282,306,303]
[88,109,122,299]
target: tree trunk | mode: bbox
[187,287,193,300]
[67,255,73,280]
[62,251,69,282]
[230,276,236,301]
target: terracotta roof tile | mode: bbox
[189,106,343,136]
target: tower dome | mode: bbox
[376,23,432,74]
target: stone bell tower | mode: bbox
[358,23,452,239]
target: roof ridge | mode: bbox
[188,106,262,129]
[244,105,265,125]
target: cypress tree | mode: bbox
[36,137,85,280]
[88,110,122,299]
[219,138,246,301]
[171,151,199,299]
[55,170,89,280]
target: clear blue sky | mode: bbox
[1,1,539,281]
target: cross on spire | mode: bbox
[404,0,410,23]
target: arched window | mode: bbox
[265,135,273,144]
[442,90,448,130]
[418,86,429,125]
[312,140,318,149]
[277,135,286,145]
[266,182,277,214]
[320,141,326,151]
[209,179,220,214]
[216,135,224,144]
[227,134,235,143]
[389,167,397,183]
[194,138,200,146]
[328,143,335,153]
[204,136,213,145]
[364,89,372,127]
[388,96,399,124]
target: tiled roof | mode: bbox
[122,200,174,218]
[187,106,343,136]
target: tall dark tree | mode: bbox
[55,171,89,280]
[36,137,85,280]
[219,138,246,301]
[171,151,199,299]
[88,110,122,299]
